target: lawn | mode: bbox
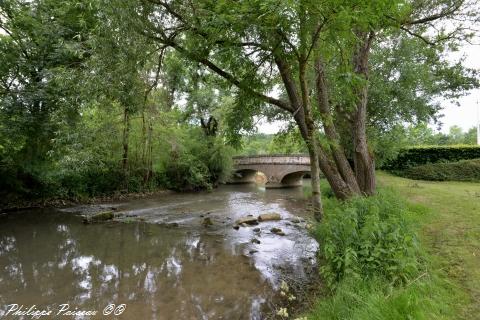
[377,172,480,319]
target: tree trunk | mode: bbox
[352,31,376,195]
[314,57,361,196]
[353,86,376,195]
[307,135,323,221]
[294,110,323,220]
[299,57,323,220]
[276,54,324,220]
[122,106,130,189]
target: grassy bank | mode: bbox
[377,172,480,318]
[305,172,479,320]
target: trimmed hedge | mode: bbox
[383,145,480,170]
[400,159,480,182]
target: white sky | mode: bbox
[258,43,480,135]
[440,44,480,133]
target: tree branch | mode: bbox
[167,42,292,112]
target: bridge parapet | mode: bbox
[233,154,310,166]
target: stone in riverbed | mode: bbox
[251,238,261,244]
[235,216,259,226]
[83,211,114,224]
[258,213,281,222]
[202,217,213,227]
[270,227,286,236]
[158,222,179,228]
[287,217,302,223]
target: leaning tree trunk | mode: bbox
[314,57,362,197]
[294,109,324,220]
[307,135,323,221]
[352,31,376,195]
[299,58,323,220]
[353,86,376,195]
[276,54,324,220]
[122,106,130,189]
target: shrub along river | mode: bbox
[0,183,318,319]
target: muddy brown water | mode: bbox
[0,183,318,319]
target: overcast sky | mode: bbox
[440,44,480,133]
[258,43,480,135]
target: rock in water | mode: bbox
[251,238,261,244]
[202,217,213,227]
[287,217,302,223]
[258,213,281,222]
[270,227,286,236]
[83,211,114,224]
[235,216,259,226]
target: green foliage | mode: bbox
[307,275,459,320]
[237,129,307,156]
[314,190,420,288]
[404,124,477,146]
[237,134,274,156]
[400,159,480,182]
[368,36,478,134]
[164,133,233,191]
[383,145,480,170]
[306,186,463,320]
[268,128,307,154]
[369,123,479,168]
[0,0,98,166]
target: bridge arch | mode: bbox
[231,169,260,184]
[280,170,310,187]
[231,154,311,188]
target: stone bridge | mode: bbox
[231,154,311,188]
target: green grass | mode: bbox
[377,172,480,318]
[307,275,461,320]
[305,172,480,320]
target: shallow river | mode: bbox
[0,183,318,319]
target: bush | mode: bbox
[164,151,212,191]
[382,145,480,170]
[164,136,232,191]
[313,189,420,288]
[399,159,480,182]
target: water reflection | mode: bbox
[0,183,317,319]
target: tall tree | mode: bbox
[0,0,98,166]
[127,0,478,220]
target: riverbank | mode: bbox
[0,189,173,214]
[305,172,479,320]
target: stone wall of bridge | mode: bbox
[231,155,311,188]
